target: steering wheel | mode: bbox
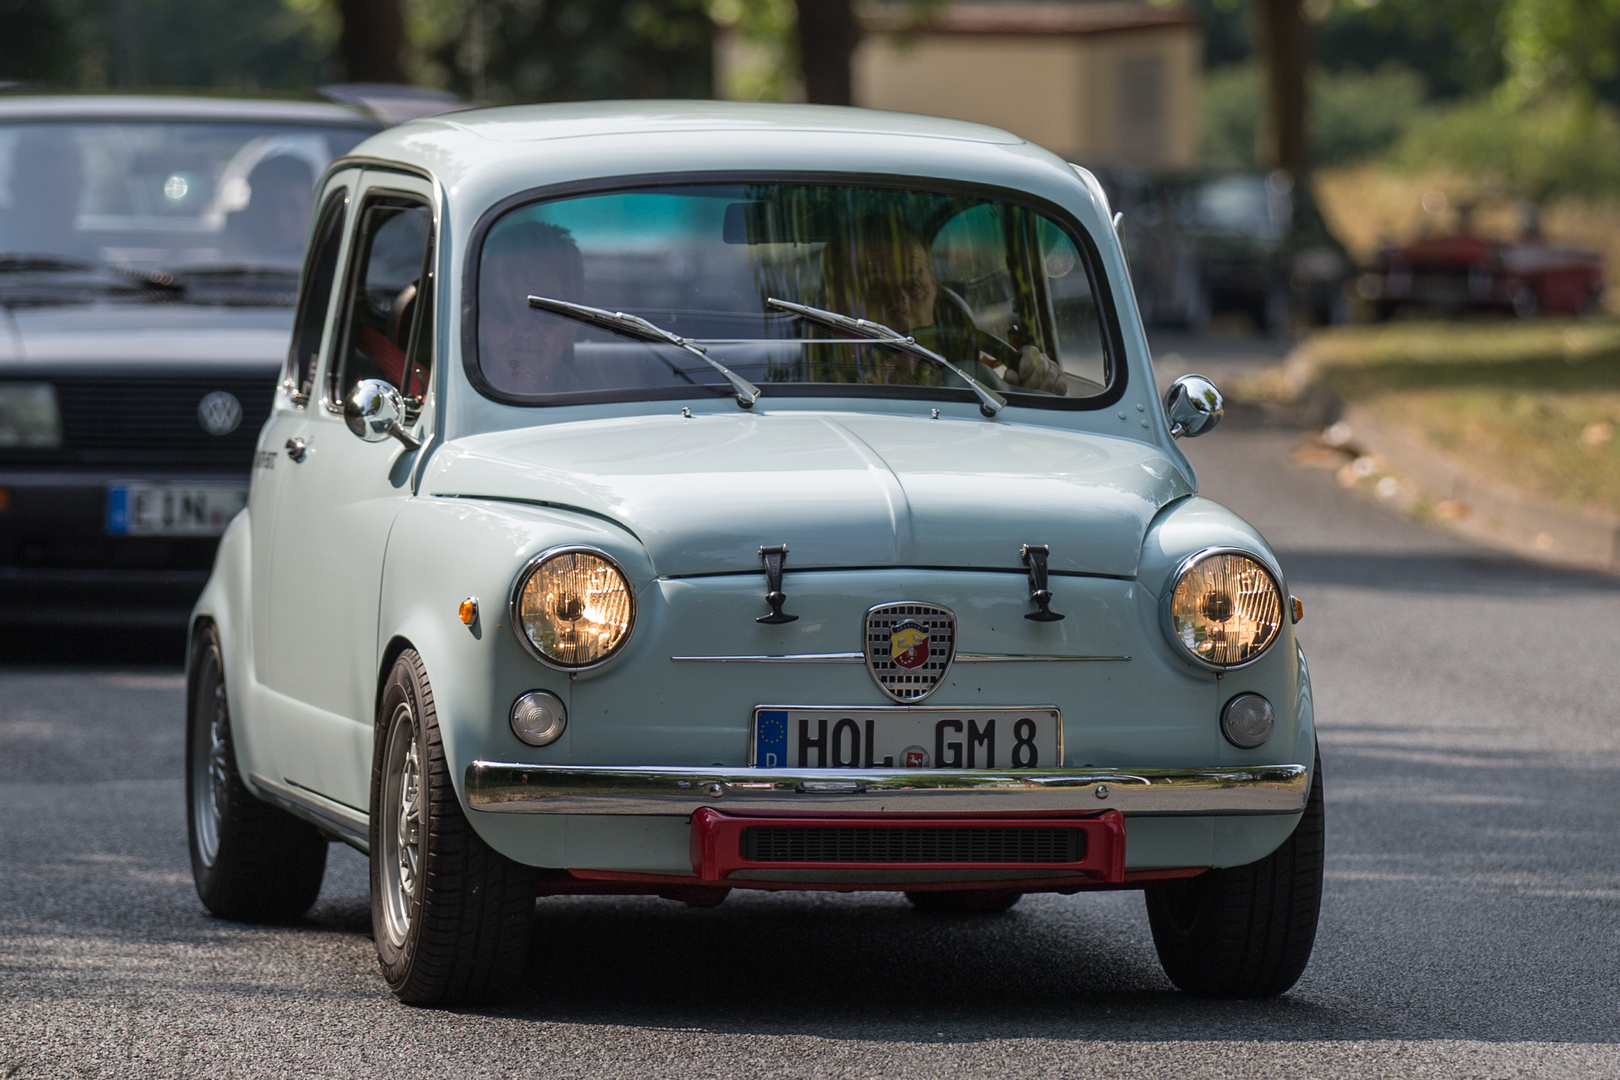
[922,285,1023,370]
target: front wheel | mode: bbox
[1143,752,1324,998]
[186,623,328,923]
[370,649,538,1006]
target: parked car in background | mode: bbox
[1358,229,1605,319]
[0,95,385,629]
[1098,166,1352,333]
[185,102,1322,1008]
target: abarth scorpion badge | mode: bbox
[866,602,955,702]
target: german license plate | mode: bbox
[752,706,1062,770]
[106,483,247,536]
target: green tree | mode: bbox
[426,0,712,103]
[1501,0,1620,102]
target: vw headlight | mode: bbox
[1164,550,1283,669]
[511,548,635,668]
[0,383,61,447]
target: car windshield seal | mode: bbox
[766,297,1006,417]
[525,294,761,408]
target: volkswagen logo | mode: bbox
[197,391,242,436]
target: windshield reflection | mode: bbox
[0,120,372,286]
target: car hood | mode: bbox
[427,412,1192,578]
[1,302,292,368]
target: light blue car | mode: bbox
[185,102,1321,1007]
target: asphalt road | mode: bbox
[3,344,1618,1078]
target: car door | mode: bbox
[251,173,355,690]
[261,169,437,811]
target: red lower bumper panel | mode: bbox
[688,807,1127,885]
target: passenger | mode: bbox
[479,220,587,395]
[4,127,87,259]
[817,216,1067,395]
[223,155,315,264]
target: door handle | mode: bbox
[285,437,307,462]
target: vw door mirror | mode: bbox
[1163,374,1223,439]
[344,379,421,450]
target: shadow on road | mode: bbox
[0,626,186,668]
[1274,549,1620,594]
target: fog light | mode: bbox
[1221,693,1274,749]
[510,690,567,747]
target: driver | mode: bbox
[478,220,587,395]
[818,216,1067,395]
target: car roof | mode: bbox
[340,100,1097,216]
[0,94,381,128]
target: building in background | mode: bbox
[716,2,1200,168]
[854,2,1199,167]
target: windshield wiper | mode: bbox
[0,252,182,295]
[0,253,97,273]
[527,295,761,409]
[166,263,301,280]
[766,298,1006,418]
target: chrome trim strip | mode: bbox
[463,762,1310,818]
[956,653,1131,662]
[249,772,370,852]
[670,652,1129,663]
[671,652,864,663]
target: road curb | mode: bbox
[1335,404,1620,574]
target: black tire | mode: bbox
[186,622,328,923]
[370,649,537,1006]
[905,889,1023,915]
[1143,752,1324,998]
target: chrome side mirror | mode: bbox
[1166,372,1224,440]
[344,379,421,450]
[1163,374,1223,439]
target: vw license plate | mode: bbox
[106,483,247,537]
[752,706,1062,770]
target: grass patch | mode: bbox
[1294,320,1620,516]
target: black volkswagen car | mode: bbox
[0,96,383,629]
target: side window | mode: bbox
[284,189,347,403]
[331,194,434,409]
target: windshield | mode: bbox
[0,120,373,279]
[474,182,1114,406]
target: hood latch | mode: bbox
[757,544,799,624]
[1021,544,1065,622]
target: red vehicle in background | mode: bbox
[1360,225,1605,319]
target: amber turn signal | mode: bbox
[1291,595,1304,624]
[459,597,479,626]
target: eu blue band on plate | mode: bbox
[106,487,130,535]
[755,709,788,768]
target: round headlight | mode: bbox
[512,548,635,668]
[1165,550,1283,668]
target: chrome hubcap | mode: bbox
[380,702,421,947]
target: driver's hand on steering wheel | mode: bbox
[994,345,1068,396]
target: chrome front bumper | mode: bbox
[463,762,1310,817]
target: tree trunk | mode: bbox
[338,0,405,84]
[796,0,860,106]
[1254,0,1308,177]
